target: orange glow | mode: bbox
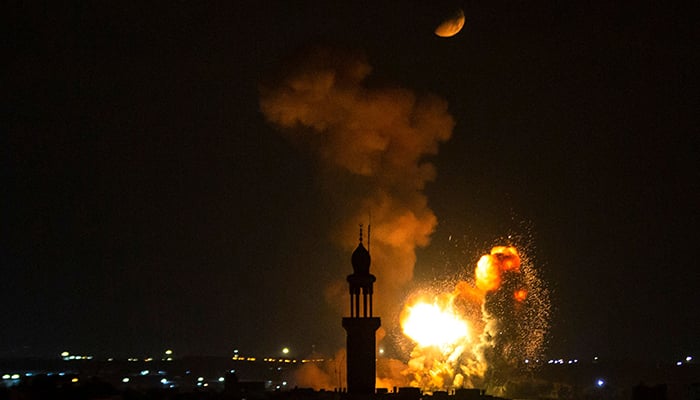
[401,299,470,348]
[454,281,484,304]
[514,289,528,302]
[475,246,521,292]
[399,293,481,393]
[475,255,500,291]
[434,9,466,38]
[394,245,550,393]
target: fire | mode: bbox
[399,294,479,393]
[514,289,528,302]
[402,300,470,349]
[396,245,550,394]
[475,246,521,291]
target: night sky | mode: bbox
[3,2,698,363]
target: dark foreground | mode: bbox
[0,357,698,400]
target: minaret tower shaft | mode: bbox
[342,226,381,396]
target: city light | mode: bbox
[60,352,93,361]
[0,347,691,396]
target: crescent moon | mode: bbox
[434,9,465,38]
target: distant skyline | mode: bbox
[3,2,698,362]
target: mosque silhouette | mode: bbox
[343,226,381,397]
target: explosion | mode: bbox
[475,246,521,292]
[259,47,549,396]
[398,246,550,395]
[402,299,470,350]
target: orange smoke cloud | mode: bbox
[376,357,410,390]
[292,348,347,391]
[259,47,454,320]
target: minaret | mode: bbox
[342,226,381,396]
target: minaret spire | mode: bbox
[367,222,371,254]
[343,225,380,396]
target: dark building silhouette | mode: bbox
[343,226,381,396]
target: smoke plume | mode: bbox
[291,349,347,391]
[259,47,454,321]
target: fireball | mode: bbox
[475,246,521,292]
[402,300,470,349]
[397,244,550,394]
